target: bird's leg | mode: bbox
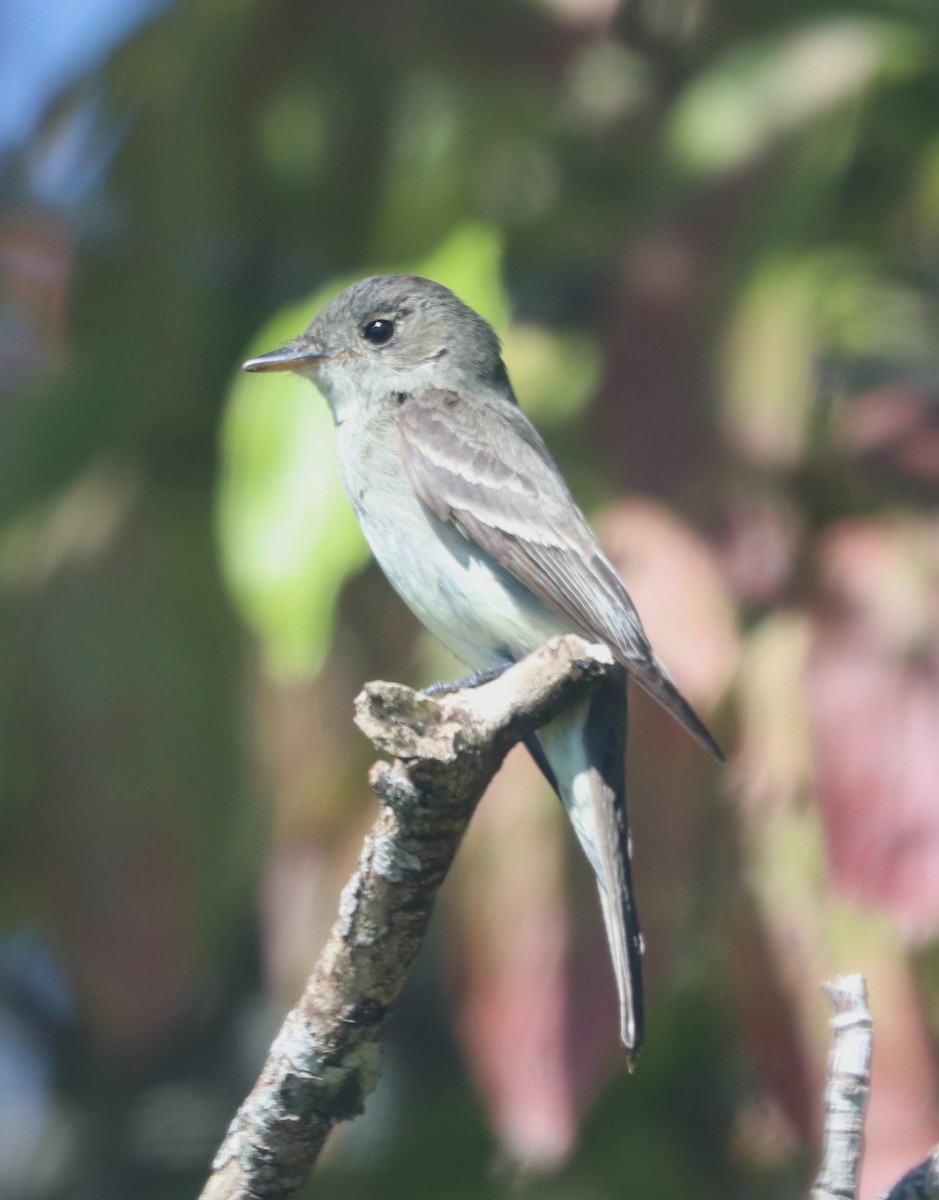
[422,663,510,697]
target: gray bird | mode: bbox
[243,275,722,1065]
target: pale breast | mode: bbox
[336,408,566,669]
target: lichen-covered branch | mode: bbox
[199,635,619,1200]
[812,974,873,1200]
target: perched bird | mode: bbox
[243,275,722,1064]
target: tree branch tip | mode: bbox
[354,679,441,727]
[354,682,464,760]
[822,974,869,1010]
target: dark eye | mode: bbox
[362,318,395,346]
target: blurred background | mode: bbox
[1,0,938,1196]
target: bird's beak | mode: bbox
[242,340,326,373]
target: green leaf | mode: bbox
[668,19,920,177]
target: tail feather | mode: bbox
[533,677,643,1065]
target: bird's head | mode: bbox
[243,275,506,420]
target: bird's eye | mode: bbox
[362,319,395,346]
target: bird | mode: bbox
[243,274,723,1065]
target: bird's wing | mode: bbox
[396,388,722,761]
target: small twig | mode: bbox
[812,974,873,1200]
[199,635,619,1200]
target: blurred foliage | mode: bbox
[1,0,939,1197]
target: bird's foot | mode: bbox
[422,663,510,696]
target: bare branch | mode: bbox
[200,635,620,1200]
[812,974,873,1200]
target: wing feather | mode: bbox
[397,387,722,760]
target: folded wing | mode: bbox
[396,387,722,761]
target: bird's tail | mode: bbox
[531,676,643,1066]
